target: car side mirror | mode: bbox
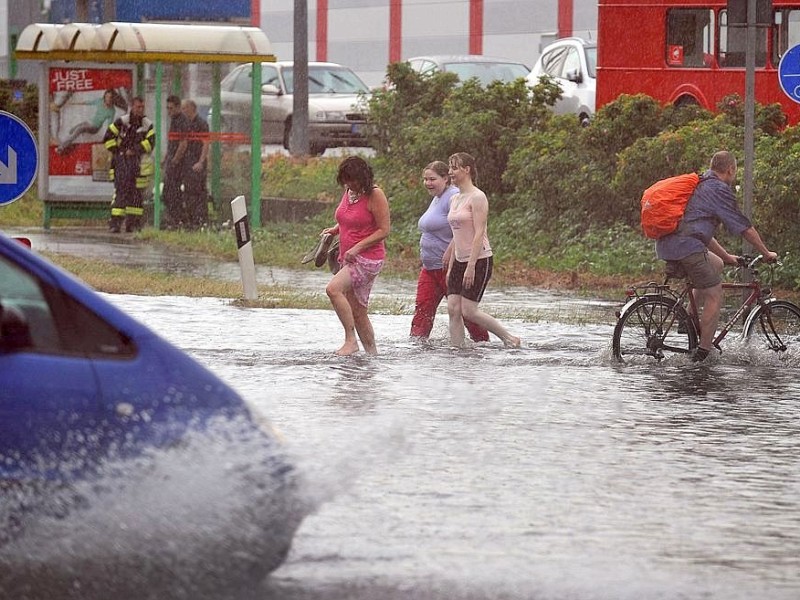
[0,303,32,352]
[565,69,583,84]
[261,84,281,96]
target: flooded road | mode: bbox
[106,293,800,600]
[6,228,800,599]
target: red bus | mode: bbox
[597,0,800,123]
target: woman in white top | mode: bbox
[445,152,521,348]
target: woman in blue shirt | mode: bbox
[411,161,489,342]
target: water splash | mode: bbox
[0,416,307,600]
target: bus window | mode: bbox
[773,10,800,64]
[721,9,768,67]
[666,9,714,67]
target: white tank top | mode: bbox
[447,191,492,262]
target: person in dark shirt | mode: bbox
[181,99,210,229]
[656,151,777,361]
[162,95,189,229]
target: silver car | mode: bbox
[219,61,370,155]
[406,54,531,86]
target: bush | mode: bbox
[583,94,667,166]
[366,64,560,197]
[0,79,38,133]
[365,61,459,155]
[751,125,800,284]
[716,93,788,136]
[260,154,342,202]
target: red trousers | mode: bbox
[410,267,489,341]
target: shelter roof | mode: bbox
[15,21,275,63]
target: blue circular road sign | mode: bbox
[0,111,38,206]
[778,43,800,104]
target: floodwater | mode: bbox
[7,228,800,599]
[109,296,800,600]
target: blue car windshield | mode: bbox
[281,67,370,94]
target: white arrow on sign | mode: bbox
[0,147,18,185]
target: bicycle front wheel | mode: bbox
[743,300,800,354]
[612,296,697,362]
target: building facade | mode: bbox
[258,0,599,86]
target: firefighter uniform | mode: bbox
[103,104,154,232]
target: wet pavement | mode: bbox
[6,226,617,322]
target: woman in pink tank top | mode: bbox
[445,152,520,349]
[322,156,391,356]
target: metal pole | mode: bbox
[291,0,309,155]
[210,64,222,215]
[743,0,756,255]
[153,63,163,230]
[250,62,263,228]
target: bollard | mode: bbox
[230,195,258,300]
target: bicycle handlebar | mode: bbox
[736,254,781,269]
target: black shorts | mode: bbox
[447,256,493,302]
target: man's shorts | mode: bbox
[447,256,493,302]
[667,250,720,289]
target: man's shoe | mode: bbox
[691,347,710,362]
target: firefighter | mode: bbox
[103,96,154,233]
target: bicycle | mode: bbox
[612,255,800,362]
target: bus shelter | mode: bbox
[15,21,275,229]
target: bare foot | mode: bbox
[504,336,521,349]
[335,341,360,356]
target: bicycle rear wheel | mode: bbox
[612,296,697,362]
[743,300,800,354]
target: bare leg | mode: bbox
[447,294,466,347]
[695,252,725,351]
[696,284,723,351]
[326,267,360,355]
[350,292,378,355]
[461,298,521,348]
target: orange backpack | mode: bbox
[640,173,701,239]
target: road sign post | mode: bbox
[0,111,38,206]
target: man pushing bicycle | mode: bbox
[656,151,778,362]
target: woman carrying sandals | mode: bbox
[322,156,391,356]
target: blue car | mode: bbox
[0,232,304,595]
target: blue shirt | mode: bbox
[418,185,458,270]
[656,170,752,261]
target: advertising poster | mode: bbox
[48,67,134,189]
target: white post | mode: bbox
[231,195,258,300]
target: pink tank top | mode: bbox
[335,189,386,261]
[447,193,492,262]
